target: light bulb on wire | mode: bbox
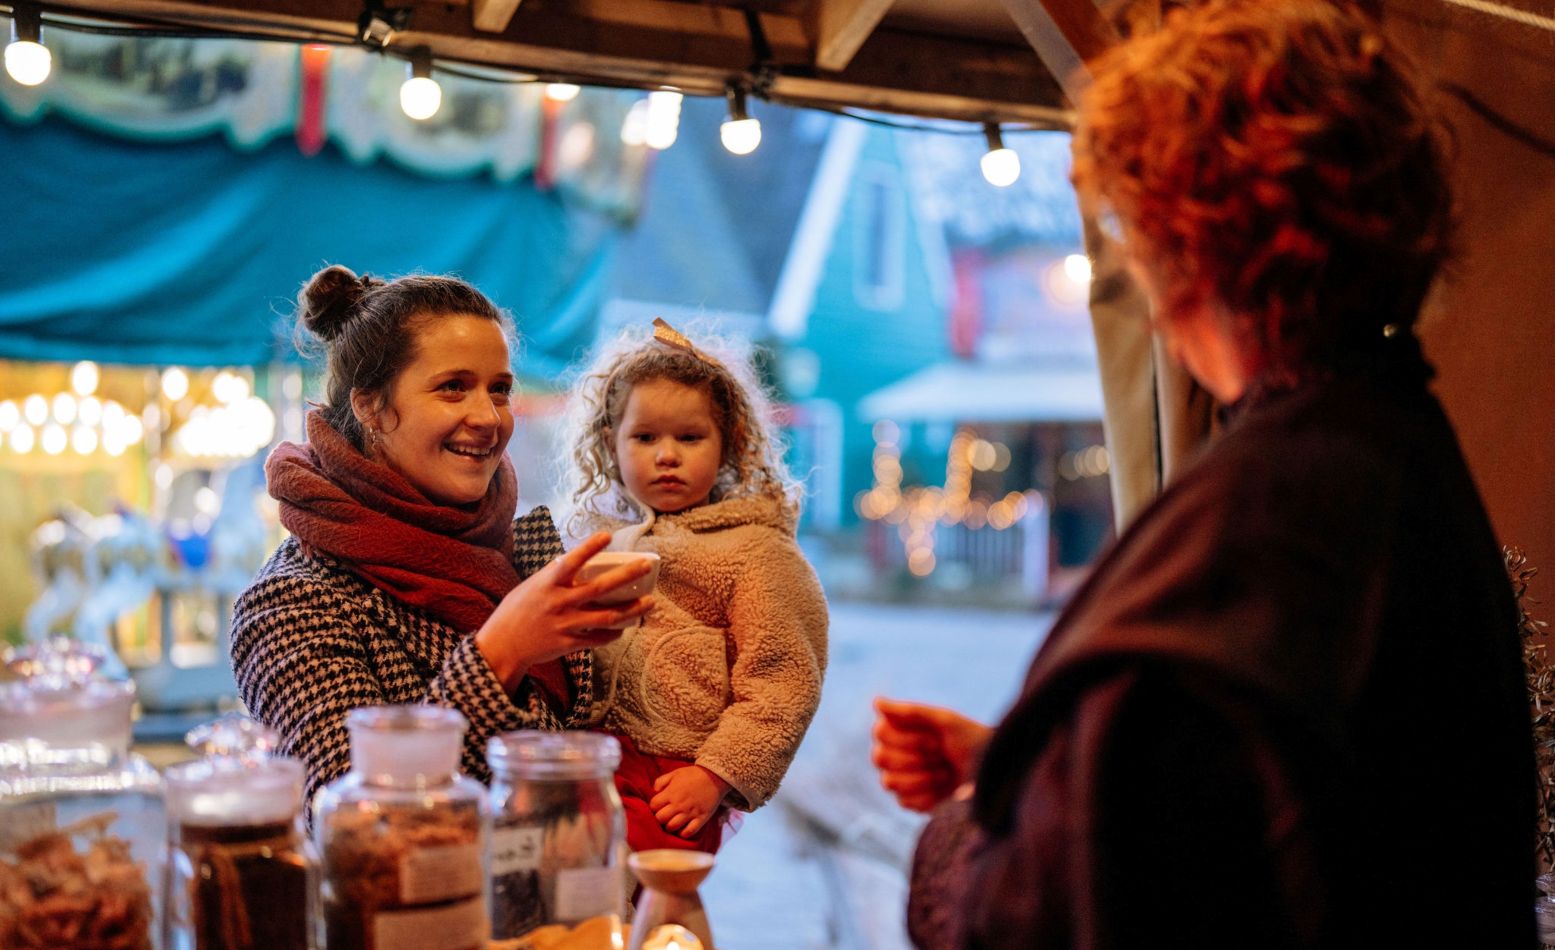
[620,99,649,147]
[545,82,580,103]
[720,86,761,156]
[980,123,1020,187]
[5,5,51,87]
[398,47,441,120]
[645,90,682,151]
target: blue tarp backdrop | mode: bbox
[0,114,617,375]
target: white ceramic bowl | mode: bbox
[576,550,661,605]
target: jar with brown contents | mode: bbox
[164,715,309,950]
[0,640,165,950]
[314,705,491,950]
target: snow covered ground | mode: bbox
[701,601,1052,950]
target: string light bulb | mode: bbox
[720,86,761,156]
[980,123,1020,187]
[545,82,580,102]
[645,90,682,151]
[398,47,441,120]
[620,98,650,146]
[5,5,51,87]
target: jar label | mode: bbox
[491,826,544,876]
[0,801,57,851]
[399,843,483,904]
[553,865,621,921]
[371,895,488,950]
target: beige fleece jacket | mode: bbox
[590,494,828,810]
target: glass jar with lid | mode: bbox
[486,730,626,941]
[313,704,490,950]
[0,637,166,950]
[163,714,309,950]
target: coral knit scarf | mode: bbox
[266,413,574,706]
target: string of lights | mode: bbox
[1,1,1061,183]
[6,0,1552,177]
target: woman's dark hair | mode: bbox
[296,265,512,448]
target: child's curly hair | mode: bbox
[564,325,801,534]
[1071,0,1453,385]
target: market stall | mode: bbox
[3,2,1554,948]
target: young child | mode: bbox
[565,318,828,854]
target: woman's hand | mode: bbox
[475,532,653,693]
[650,765,730,838]
[871,697,993,813]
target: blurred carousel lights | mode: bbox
[169,369,274,459]
[0,363,146,457]
[161,366,190,401]
[855,423,1038,578]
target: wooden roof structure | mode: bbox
[39,0,1137,125]
[22,0,1555,602]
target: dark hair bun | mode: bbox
[299,264,368,341]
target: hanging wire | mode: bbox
[818,105,1074,135]
[1438,81,1555,158]
[3,3,357,43]
[3,1,1548,152]
[1438,0,1555,33]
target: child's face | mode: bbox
[612,378,723,514]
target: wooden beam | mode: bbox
[813,0,895,72]
[998,0,1119,98]
[41,0,1069,122]
[471,0,523,34]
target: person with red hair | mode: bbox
[874,2,1535,946]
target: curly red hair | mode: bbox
[1072,0,1453,382]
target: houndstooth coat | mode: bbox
[230,506,593,806]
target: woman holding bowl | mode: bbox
[231,265,652,801]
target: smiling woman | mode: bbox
[352,314,516,507]
[229,265,657,806]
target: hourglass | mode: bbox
[627,849,716,950]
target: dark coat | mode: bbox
[910,352,1536,948]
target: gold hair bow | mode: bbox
[652,317,705,360]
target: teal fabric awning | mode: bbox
[0,114,616,375]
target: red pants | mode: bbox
[613,734,731,855]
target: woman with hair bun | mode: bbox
[231,265,653,804]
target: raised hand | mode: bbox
[871,697,993,813]
[475,531,653,693]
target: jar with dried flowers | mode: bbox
[0,638,166,950]
[313,705,490,950]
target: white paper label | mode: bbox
[399,843,483,904]
[0,801,57,852]
[371,896,488,950]
[491,826,544,876]
[553,865,621,921]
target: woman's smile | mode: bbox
[367,314,516,506]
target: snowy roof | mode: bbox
[858,359,1103,423]
[610,97,832,313]
[901,129,1083,249]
